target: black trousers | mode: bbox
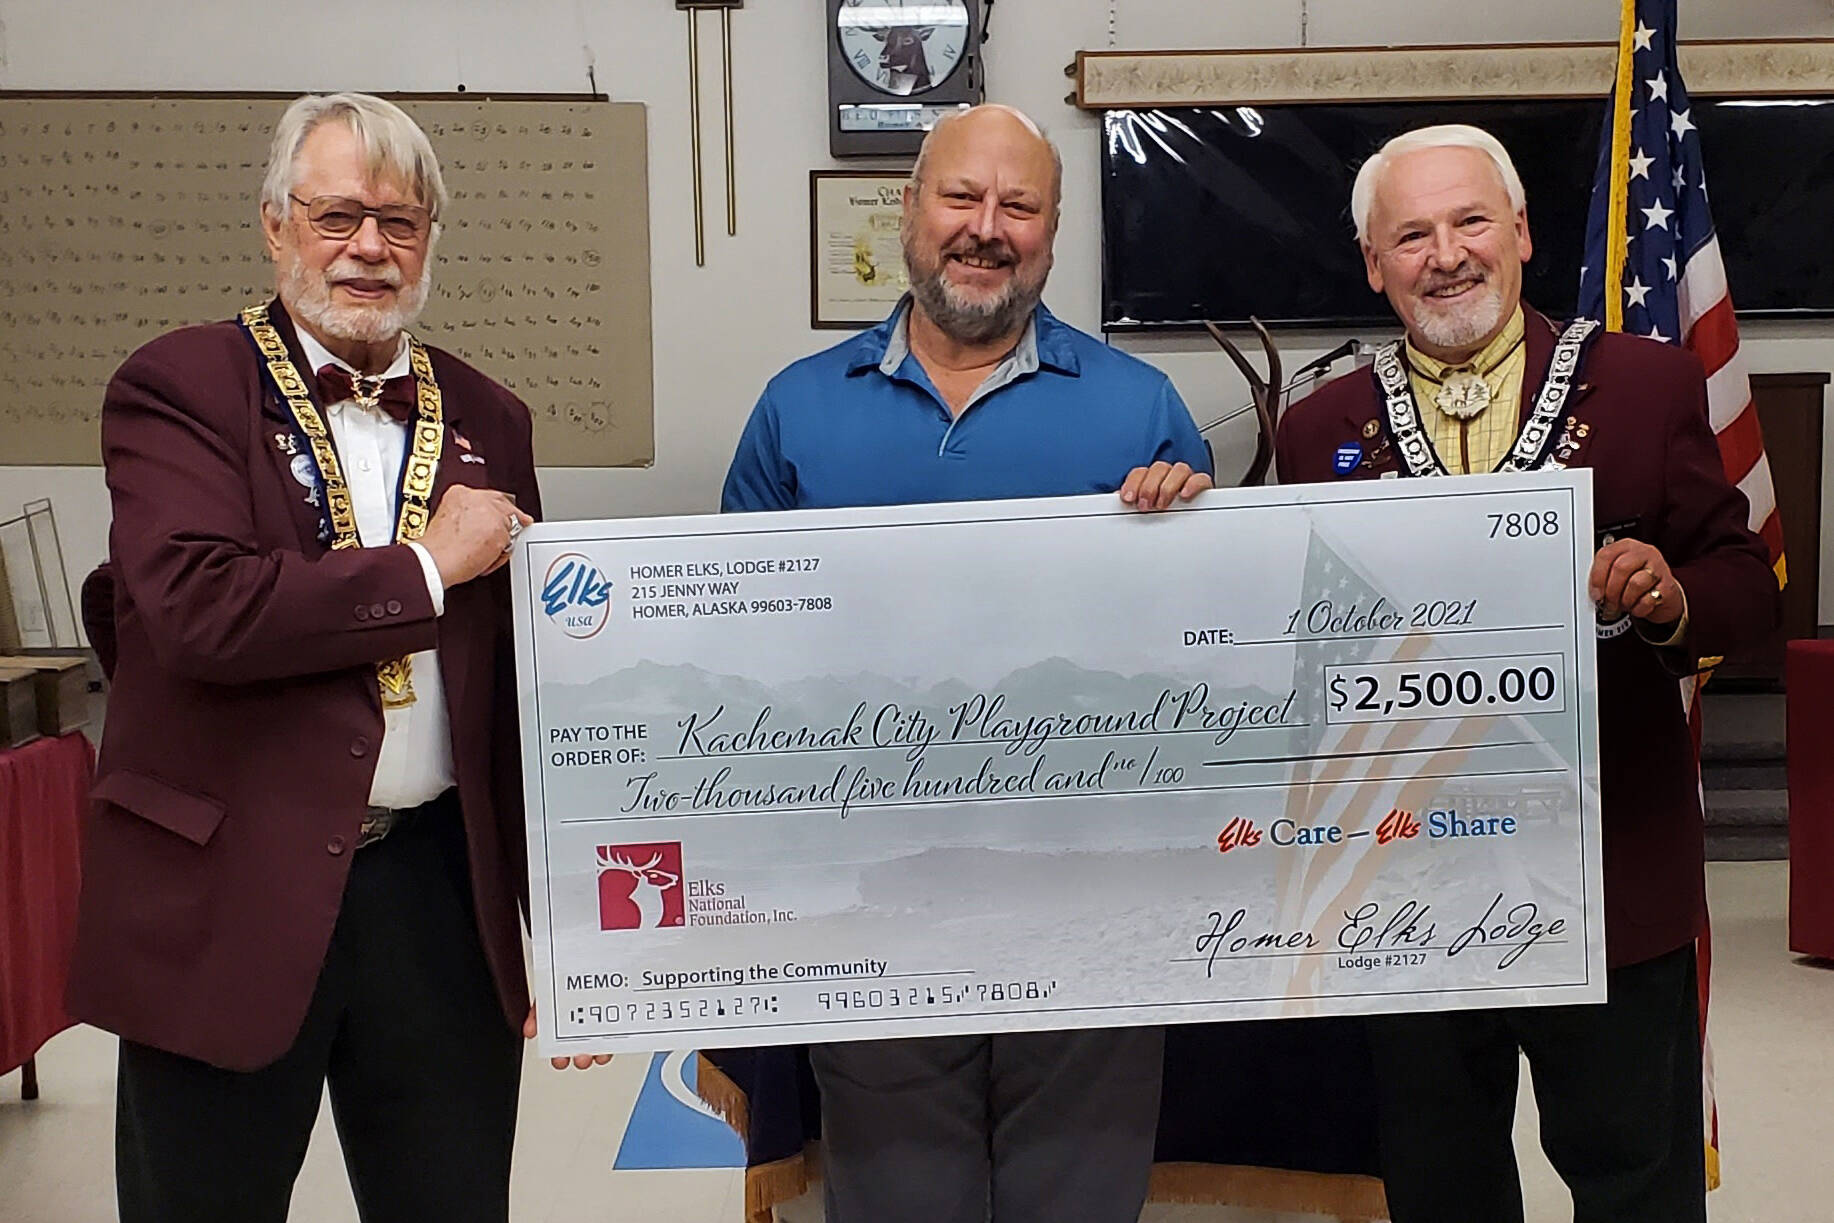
[116,797,522,1223]
[1367,944,1705,1223]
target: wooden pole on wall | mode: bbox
[686,7,706,266]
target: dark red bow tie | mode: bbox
[316,365,417,422]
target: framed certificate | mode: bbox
[809,170,911,329]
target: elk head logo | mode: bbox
[873,25,934,95]
[596,843,686,930]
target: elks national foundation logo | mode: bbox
[542,552,612,639]
[597,842,686,930]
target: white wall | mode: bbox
[4,0,1834,619]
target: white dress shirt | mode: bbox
[297,328,456,810]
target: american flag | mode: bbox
[1270,525,1444,992]
[1577,0,1784,577]
[1268,526,1571,998]
[1575,0,1774,1189]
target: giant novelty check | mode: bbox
[513,470,1605,1058]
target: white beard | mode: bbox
[280,252,432,345]
[1413,281,1505,354]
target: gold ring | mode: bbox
[1648,588,1663,604]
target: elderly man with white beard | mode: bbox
[721,104,1213,1223]
[68,92,567,1223]
[1275,124,1778,1223]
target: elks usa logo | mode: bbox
[542,552,612,639]
[597,842,686,930]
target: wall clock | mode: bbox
[829,0,983,157]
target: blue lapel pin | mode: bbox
[1333,443,1363,475]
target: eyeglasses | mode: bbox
[288,194,433,246]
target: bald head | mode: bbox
[912,105,1062,220]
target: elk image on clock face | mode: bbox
[828,0,982,156]
[837,0,972,97]
[878,25,935,95]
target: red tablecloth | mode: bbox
[1788,641,1834,958]
[0,732,92,1074]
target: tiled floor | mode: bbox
[4,861,1829,1222]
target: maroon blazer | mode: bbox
[1275,309,1779,969]
[69,301,542,1070]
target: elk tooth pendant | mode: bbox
[1434,369,1492,420]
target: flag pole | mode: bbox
[1604,0,1637,332]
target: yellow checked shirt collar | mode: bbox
[1404,306,1526,389]
[1403,307,1528,476]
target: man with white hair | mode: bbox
[69,92,547,1222]
[722,104,1212,1223]
[1276,124,1778,1222]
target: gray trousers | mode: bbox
[809,1026,1164,1223]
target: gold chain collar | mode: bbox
[1373,317,1597,479]
[240,302,445,709]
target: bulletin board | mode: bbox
[0,93,653,467]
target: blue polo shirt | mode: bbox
[721,301,1211,511]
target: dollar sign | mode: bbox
[1329,675,1348,711]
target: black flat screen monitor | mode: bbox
[1099,98,1834,330]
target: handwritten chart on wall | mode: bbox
[0,94,653,467]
